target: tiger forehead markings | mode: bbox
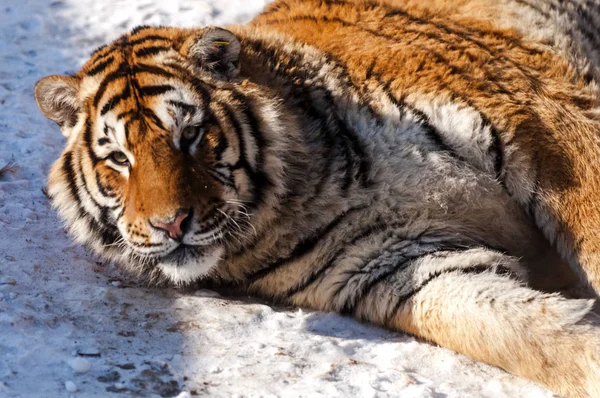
[35,0,600,396]
[36,26,288,282]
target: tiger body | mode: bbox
[35,0,600,396]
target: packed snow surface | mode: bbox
[0,0,556,397]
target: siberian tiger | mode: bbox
[34,0,600,396]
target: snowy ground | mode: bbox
[0,0,558,397]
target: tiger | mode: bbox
[34,0,600,396]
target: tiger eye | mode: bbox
[109,151,129,166]
[183,126,200,140]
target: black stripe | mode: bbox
[267,15,464,75]
[284,222,389,298]
[408,107,459,155]
[346,0,545,57]
[134,46,171,58]
[141,107,166,130]
[63,153,104,240]
[245,206,366,282]
[243,38,372,193]
[96,218,120,246]
[217,101,248,169]
[63,152,81,207]
[128,34,171,47]
[87,56,115,76]
[93,63,129,107]
[168,100,196,115]
[339,255,413,315]
[334,115,370,192]
[213,129,229,161]
[218,101,270,206]
[78,158,106,212]
[205,168,236,190]
[309,93,366,194]
[138,84,174,97]
[265,12,528,100]
[365,58,377,80]
[384,263,515,325]
[245,32,476,181]
[189,77,213,105]
[64,152,118,246]
[161,62,213,104]
[301,88,365,195]
[292,92,335,199]
[489,126,504,180]
[100,82,131,115]
[229,90,271,201]
[125,47,143,113]
[230,89,267,156]
[242,37,370,112]
[90,44,108,57]
[115,208,125,221]
[77,147,119,213]
[358,58,470,163]
[98,138,110,146]
[336,245,476,315]
[95,171,116,198]
[123,118,135,140]
[89,48,116,68]
[82,119,101,165]
[132,63,177,78]
[116,110,137,121]
[130,25,152,35]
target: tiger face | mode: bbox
[35,26,282,284]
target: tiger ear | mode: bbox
[182,27,241,80]
[34,75,81,132]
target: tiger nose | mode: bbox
[150,209,192,240]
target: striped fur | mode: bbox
[34,1,600,396]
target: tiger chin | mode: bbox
[34,1,600,397]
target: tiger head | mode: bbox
[34,26,287,284]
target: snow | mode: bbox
[0,0,555,397]
[65,381,78,393]
[68,358,93,374]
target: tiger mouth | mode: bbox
[127,205,241,267]
[160,244,207,265]
[155,218,230,265]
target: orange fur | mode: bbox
[250,0,600,291]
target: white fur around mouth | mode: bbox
[157,246,223,284]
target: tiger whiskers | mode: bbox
[225,200,257,237]
[217,208,244,234]
[103,236,128,254]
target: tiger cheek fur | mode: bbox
[35,1,600,397]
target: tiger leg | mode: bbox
[350,250,600,397]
